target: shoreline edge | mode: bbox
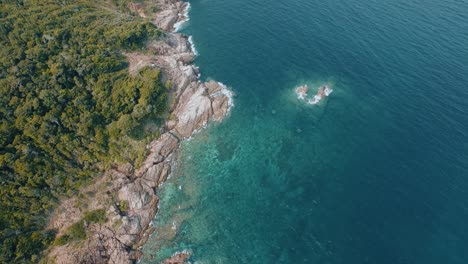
[46,1,233,263]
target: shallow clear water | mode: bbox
[142,0,468,263]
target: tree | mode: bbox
[0,0,167,261]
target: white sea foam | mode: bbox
[308,95,321,105]
[296,90,306,100]
[173,18,189,32]
[217,82,235,110]
[188,36,199,56]
[295,85,308,100]
[324,86,333,96]
[173,3,191,32]
[194,65,201,78]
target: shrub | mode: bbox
[84,209,107,223]
[67,221,87,241]
[53,235,71,246]
[53,220,87,246]
[0,0,167,261]
[118,200,129,212]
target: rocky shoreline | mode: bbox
[46,1,232,263]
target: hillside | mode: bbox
[0,1,168,262]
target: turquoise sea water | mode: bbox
[142,0,468,263]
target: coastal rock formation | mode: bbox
[46,1,232,263]
[147,33,233,138]
[152,0,190,32]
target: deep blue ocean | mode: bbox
[142,0,468,263]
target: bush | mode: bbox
[118,200,129,212]
[68,221,87,241]
[53,220,87,246]
[84,209,107,223]
[53,235,71,246]
[0,0,167,261]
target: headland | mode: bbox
[46,1,232,263]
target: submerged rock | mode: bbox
[160,251,191,264]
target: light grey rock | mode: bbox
[118,180,152,210]
[143,164,163,187]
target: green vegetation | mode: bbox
[118,200,130,212]
[68,221,87,242]
[84,209,107,224]
[53,220,87,246]
[0,0,167,262]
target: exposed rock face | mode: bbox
[152,0,190,32]
[46,1,232,263]
[129,32,234,140]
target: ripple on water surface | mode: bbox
[142,0,468,262]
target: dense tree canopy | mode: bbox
[0,0,167,262]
